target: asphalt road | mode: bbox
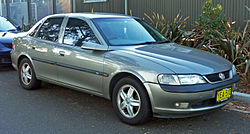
[0,67,249,134]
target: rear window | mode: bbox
[36,17,64,42]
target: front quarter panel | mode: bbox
[102,50,174,99]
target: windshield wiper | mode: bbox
[131,40,170,46]
[132,41,158,45]
[7,29,16,32]
[157,40,171,44]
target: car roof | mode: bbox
[46,12,138,19]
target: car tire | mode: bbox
[112,76,152,125]
[18,58,41,90]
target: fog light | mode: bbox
[174,102,189,109]
[175,103,180,107]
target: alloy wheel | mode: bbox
[21,63,32,85]
[117,84,141,118]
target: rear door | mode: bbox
[56,18,106,94]
[27,17,64,81]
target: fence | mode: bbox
[76,0,250,29]
[0,0,72,26]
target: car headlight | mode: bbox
[232,65,237,76]
[158,74,207,85]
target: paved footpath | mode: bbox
[0,67,249,134]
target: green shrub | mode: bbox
[144,11,189,44]
[196,0,231,38]
[205,20,250,77]
[21,16,36,32]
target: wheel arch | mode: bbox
[109,71,153,110]
[17,53,34,70]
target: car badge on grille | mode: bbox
[219,73,225,80]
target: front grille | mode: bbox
[2,43,12,49]
[205,70,230,82]
[191,98,216,108]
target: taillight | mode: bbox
[12,39,14,50]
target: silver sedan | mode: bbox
[11,13,240,124]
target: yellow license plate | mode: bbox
[216,88,232,102]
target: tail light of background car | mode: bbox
[12,39,15,50]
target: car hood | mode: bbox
[119,43,232,75]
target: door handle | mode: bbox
[32,46,36,50]
[59,51,65,56]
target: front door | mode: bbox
[56,18,106,93]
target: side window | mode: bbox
[36,17,63,42]
[63,18,99,46]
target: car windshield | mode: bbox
[0,17,16,32]
[93,18,168,46]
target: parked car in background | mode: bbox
[0,16,21,66]
[11,13,240,125]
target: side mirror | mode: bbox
[80,42,109,51]
[16,26,21,31]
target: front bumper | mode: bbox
[0,50,11,66]
[144,75,240,118]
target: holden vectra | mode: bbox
[11,13,240,124]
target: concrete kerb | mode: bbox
[233,92,250,104]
